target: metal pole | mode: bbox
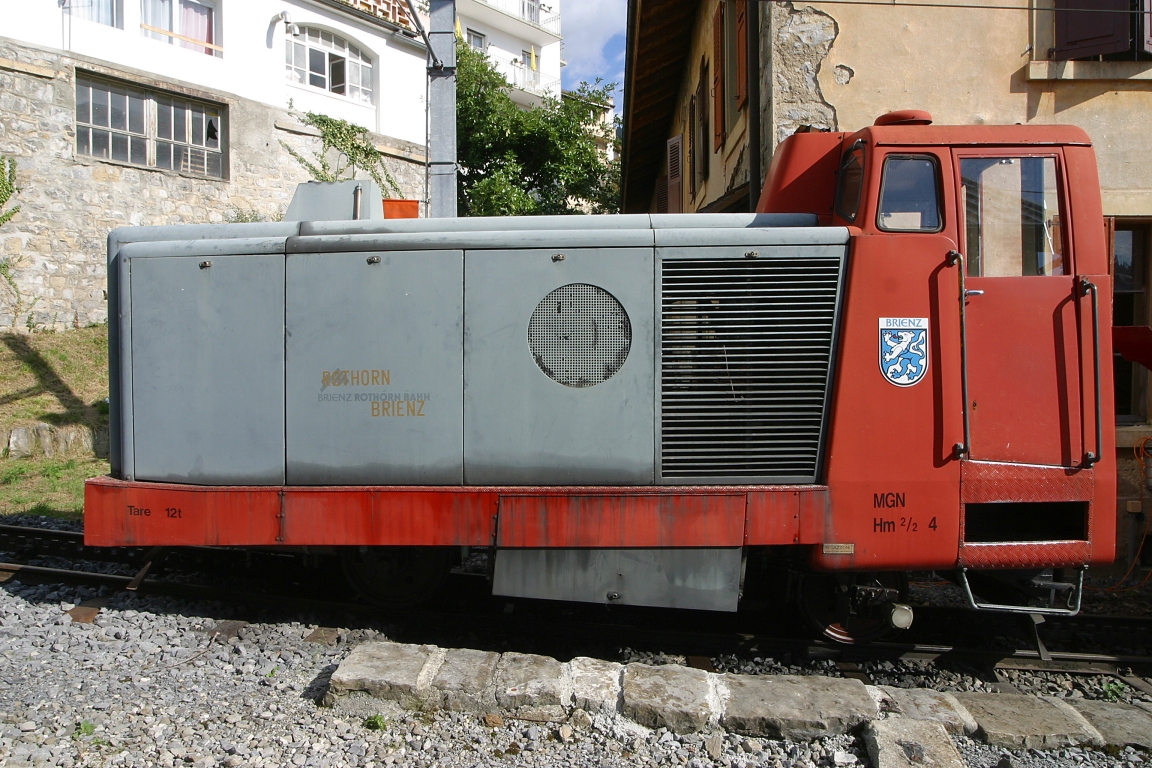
[428,0,457,218]
[747,0,761,212]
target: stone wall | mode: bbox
[0,36,426,331]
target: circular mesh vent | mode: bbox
[528,283,632,387]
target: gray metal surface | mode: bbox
[428,0,456,217]
[285,250,464,484]
[654,226,850,251]
[285,180,384,222]
[657,243,847,484]
[492,547,743,611]
[107,222,298,477]
[287,229,656,254]
[126,252,285,484]
[298,212,817,237]
[464,248,655,485]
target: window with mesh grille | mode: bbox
[528,283,632,387]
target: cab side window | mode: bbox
[877,155,942,232]
[961,157,1064,276]
[834,143,865,223]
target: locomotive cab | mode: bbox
[761,111,1115,624]
[86,111,1116,642]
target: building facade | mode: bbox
[0,0,429,330]
[457,0,562,107]
[622,0,1152,572]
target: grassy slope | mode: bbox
[0,326,111,519]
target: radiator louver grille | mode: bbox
[660,256,843,482]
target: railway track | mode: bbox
[2,522,1151,696]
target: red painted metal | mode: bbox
[957,541,1095,569]
[85,477,829,550]
[755,131,846,225]
[960,461,1093,504]
[497,493,746,548]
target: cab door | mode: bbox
[954,151,1083,467]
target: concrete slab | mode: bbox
[432,648,500,713]
[952,693,1104,749]
[494,651,568,719]
[863,719,965,768]
[721,674,878,740]
[568,656,622,714]
[622,663,716,733]
[326,642,442,708]
[1067,699,1152,749]
[879,686,979,736]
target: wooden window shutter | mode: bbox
[713,3,724,151]
[656,175,669,214]
[688,98,697,197]
[697,63,709,180]
[1054,0,1130,60]
[736,0,747,108]
[667,135,684,214]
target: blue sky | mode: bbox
[559,0,627,113]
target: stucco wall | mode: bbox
[772,0,1152,217]
[0,37,425,331]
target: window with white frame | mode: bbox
[466,28,486,50]
[65,0,124,29]
[75,75,225,179]
[141,0,220,56]
[286,28,373,104]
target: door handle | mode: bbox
[947,250,972,459]
[1079,277,1101,467]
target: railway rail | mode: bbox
[3,522,1151,702]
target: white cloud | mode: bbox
[559,0,627,93]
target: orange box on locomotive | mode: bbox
[84,110,1116,637]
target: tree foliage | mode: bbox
[280,112,401,196]
[456,40,620,216]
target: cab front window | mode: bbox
[877,154,942,232]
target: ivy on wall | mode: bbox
[280,113,402,197]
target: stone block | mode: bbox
[326,642,443,708]
[722,673,877,740]
[878,686,978,736]
[863,719,965,768]
[622,663,715,733]
[59,425,94,455]
[8,427,35,458]
[568,656,622,714]
[33,423,54,456]
[952,693,1103,749]
[1067,699,1152,749]
[495,652,567,720]
[432,647,499,713]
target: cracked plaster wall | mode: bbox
[802,1,1152,214]
[769,3,838,146]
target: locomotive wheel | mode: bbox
[342,547,452,610]
[799,572,909,645]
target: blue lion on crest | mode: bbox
[879,324,928,387]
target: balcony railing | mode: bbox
[340,0,415,31]
[486,49,560,98]
[473,0,560,35]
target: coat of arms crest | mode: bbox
[879,318,928,387]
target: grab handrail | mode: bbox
[1079,277,1101,467]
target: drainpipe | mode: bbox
[747,0,761,212]
[427,0,457,217]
